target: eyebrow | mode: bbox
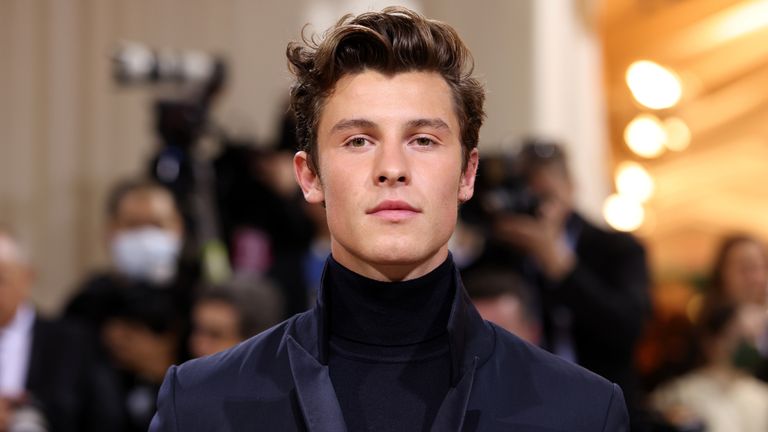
[406,118,450,131]
[330,118,451,134]
[330,118,377,134]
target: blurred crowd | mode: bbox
[2,115,768,432]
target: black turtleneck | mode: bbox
[326,255,456,432]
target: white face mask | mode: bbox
[111,227,181,285]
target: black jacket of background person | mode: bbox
[26,317,123,432]
[149,258,629,432]
[549,214,651,403]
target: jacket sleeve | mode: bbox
[556,234,651,348]
[149,365,180,432]
[601,383,629,432]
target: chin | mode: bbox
[365,238,444,266]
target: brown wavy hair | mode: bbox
[286,6,485,172]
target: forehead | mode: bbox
[727,241,766,262]
[318,70,459,138]
[116,189,176,219]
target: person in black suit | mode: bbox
[481,140,652,428]
[150,7,629,431]
[0,227,122,432]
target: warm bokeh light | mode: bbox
[626,60,683,109]
[603,194,645,232]
[624,114,667,158]
[663,117,692,151]
[709,0,768,47]
[615,161,655,203]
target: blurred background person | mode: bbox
[213,111,316,318]
[462,139,652,427]
[64,179,189,333]
[709,234,768,307]
[301,198,331,307]
[650,301,768,432]
[464,268,541,345]
[189,274,283,358]
[708,234,768,375]
[101,279,183,432]
[0,226,122,432]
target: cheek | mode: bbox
[434,174,462,214]
[320,172,360,219]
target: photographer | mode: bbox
[0,227,122,432]
[467,140,652,426]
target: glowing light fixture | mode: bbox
[710,1,768,46]
[624,114,667,158]
[616,162,654,203]
[664,117,692,151]
[626,60,682,110]
[603,194,645,232]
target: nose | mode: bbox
[374,142,410,186]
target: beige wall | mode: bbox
[0,0,608,314]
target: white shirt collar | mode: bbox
[0,302,36,397]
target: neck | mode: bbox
[327,254,455,346]
[329,245,450,282]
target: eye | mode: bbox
[345,137,369,148]
[413,137,435,147]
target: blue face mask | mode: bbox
[111,227,181,285]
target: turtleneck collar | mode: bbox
[326,254,455,346]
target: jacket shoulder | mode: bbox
[151,314,310,432]
[172,313,303,398]
[471,324,628,431]
[491,324,614,388]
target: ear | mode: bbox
[458,148,479,203]
[294,151,325,204]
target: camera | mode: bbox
[462,153,540,227]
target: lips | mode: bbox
[367,200,421,221]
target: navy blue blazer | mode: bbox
[150,264,629,431]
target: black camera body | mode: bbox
[462,154,540,226]
[481,175,540,218]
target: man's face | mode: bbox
[190,300,242,358]
[294,70,478,281]
[109,189,183,237]
[0,235,32,327]
[473,295,540,345]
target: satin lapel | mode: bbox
[430,356,478,432]
[286,336,347,432]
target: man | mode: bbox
[0,227,122,432]
[99,279,185,432]
[61,180,192,432]
[64,179,191,343]
[150,7,628,431]
[189,275,283,358]
[464,269,541,345]
[482,140,651,426]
